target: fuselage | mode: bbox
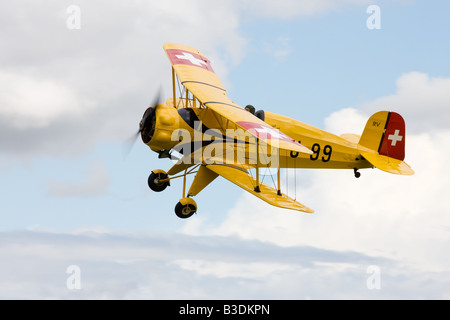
[143,99,372,171]
[263,111,372,170]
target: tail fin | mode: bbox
[359,111,405,160]
[359,111,414,175]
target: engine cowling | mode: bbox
[140,103,180,153]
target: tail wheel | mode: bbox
[175,198,197,219]
[148,170,169,192]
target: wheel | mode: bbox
[148,170,169,192]
[175,203,196,219]
[175,198,197,219]
[353,168,361,178]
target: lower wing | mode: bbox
[206,164,314,213]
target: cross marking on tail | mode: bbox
[388,129,403,146]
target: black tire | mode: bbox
[175,202,196,219]
[148,171,169,192]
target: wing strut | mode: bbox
[172,66,176,108]
[277,166,281,196]
[254,148,261,192]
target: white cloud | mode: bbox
[326,72,450,136]
[324,107,367,136]
[173,259,294,279]
[363,72,450,133]
[0,0,246,157]
[1,230,449,299]
[0,71,94,129]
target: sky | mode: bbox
[1,0,450,299]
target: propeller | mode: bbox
[123,89,162,158]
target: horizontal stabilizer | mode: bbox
[361,152,414,176]
[206,164,314,213]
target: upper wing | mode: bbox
[163,43,312,156]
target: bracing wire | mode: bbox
[176,75,185,107]
[294,154,297,200]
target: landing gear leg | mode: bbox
[353,168,361,178]
[175,168,198,219]
[147,167,200,218]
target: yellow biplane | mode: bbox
[135,43,414,218]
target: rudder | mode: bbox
[359,111,405,161]
[358,111,413,175]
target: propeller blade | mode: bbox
[139,87,163,133]
[122,130,140,159]
[150,89,162,111]
[123,87,164,159]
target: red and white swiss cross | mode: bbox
[236,121,298,144]
[166,49,215,73]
